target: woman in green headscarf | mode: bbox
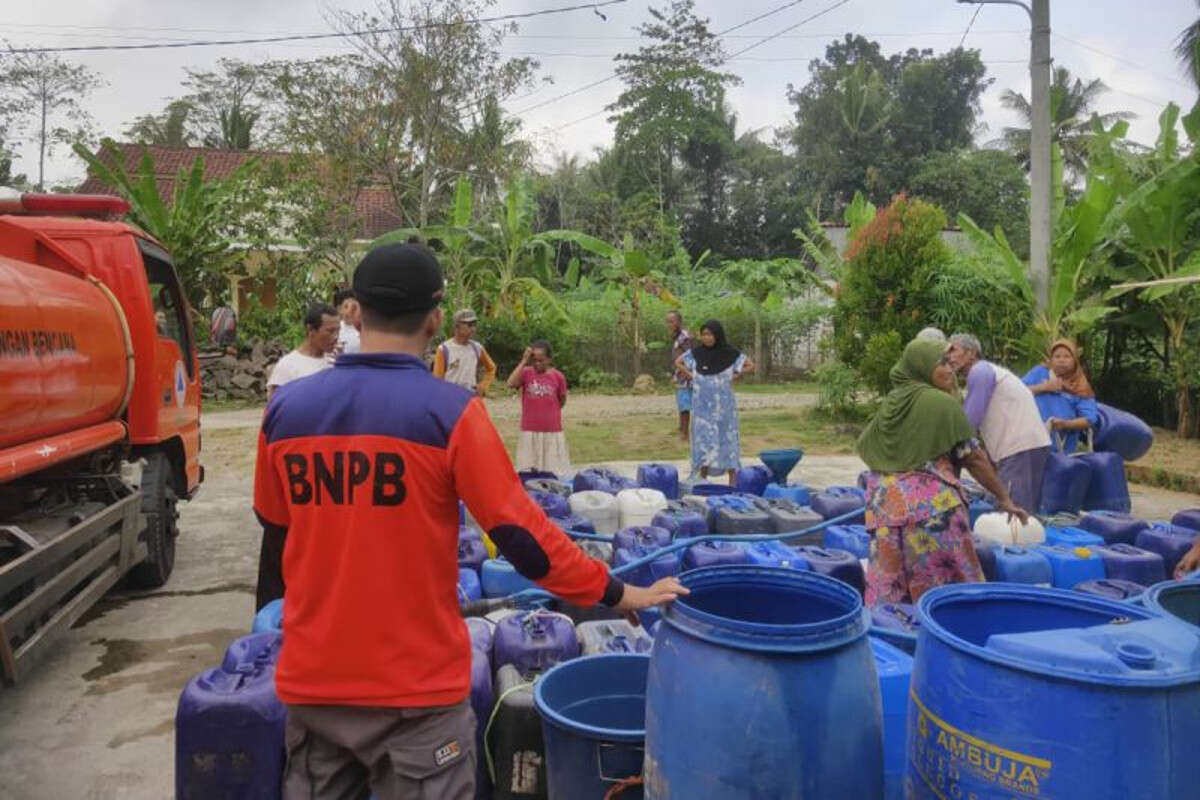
[857,338,1028,604]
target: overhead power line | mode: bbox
[959,5,983,50]
[1052,32,1194,92]
[0,0,628,54]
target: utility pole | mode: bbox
[958,0,1052,314]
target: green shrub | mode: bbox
[860,331,904,396]
[813,360,861,417]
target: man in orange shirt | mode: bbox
[253,243,685,799]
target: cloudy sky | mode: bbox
[3,0,1196,187]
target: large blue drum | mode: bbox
[644,566,883,798]
[908,583,1200,799]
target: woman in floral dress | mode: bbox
[674,320,754,483]
[856,338,1029,604]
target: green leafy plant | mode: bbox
[813,359,862,418]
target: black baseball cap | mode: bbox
[352,243,445,315]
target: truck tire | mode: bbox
[127,452,178,588]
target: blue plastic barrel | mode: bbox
[871,637,913,800]
[644,566,883,798]
[637,463,679,500]
[252,598,283,633]
[535,653,649,799]
[1144,579,1200,630]
[1078,451,1131,513]
[1044,526,1103,548]
[1038,453,1091,515]
[176,657,286,799]
[908,583,1200,799]
[1093,402,1154,462]
[734,465,771,496]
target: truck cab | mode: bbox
[0,191,203,683]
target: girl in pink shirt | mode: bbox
[506,339,571,473]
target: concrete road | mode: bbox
[0,413,1196,798]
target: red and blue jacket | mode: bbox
[253,352,621,708]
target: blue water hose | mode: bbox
[495,506,868,607]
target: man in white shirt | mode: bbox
[267,304,339,401]
[432,308,497,395]
[945,333,1052,512]
[333,288,361,356]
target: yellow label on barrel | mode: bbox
[909,689,1053,799]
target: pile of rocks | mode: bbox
[198,340,286,402]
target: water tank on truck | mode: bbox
[0,190,203,685]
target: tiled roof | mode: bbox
[77,142,406,239]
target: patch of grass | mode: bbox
[203,397,263,412]
[494,407,857,464]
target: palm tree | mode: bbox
[1178,4,1200,86]
[997,67,1132,181]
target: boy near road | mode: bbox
[432,309,497,396]
[253,243,684,799]
[506,340,570,474]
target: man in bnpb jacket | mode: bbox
[253,243,686,799]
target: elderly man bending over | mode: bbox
[945,333,1052,512]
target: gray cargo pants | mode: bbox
[283,701,475,800]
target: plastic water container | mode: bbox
[1079,510,1150,545]
[870,603,920,655]
[1045,525,1104,548]
[683,540,749,570]
[1073,578,1146,602]
[577,539,612,563]
[1144,580,1200,630]
[176,657,287,799]
[458,536,488,574]
[525,477,571,498]
[221,631,282,674]
[569,490,620,535]
[1095,543,1166,586]
[971,536,997,581]
[552,513,597,536]
[616,488,669,529]
[650,505,707,540]
[612,525,672,553]
[519,469,558,483]
[1078,451,1131,513]
[251,598,283,633]
[743,540,810,570]
[908,583,1200,799]
[492,611,580,674]
[1094,402,1154,462]
[469,646,495,800]
[637,463,679,500]
[1173,509,1200,531]
[711,503,772,536]
[1038,452,1092,514]
[645,567,883,798]
[824,524,871,559]
[481,558,537,598]
[793,546,865,593]
[535,654,649,799]
[466,617,494,653]
[811,486,867,524]
[490,664,547,800]
[573,467,637,494]
[698,493,755,521]
[734,465,772,496]
[1136,523,1198,576]
[689,482,738,497]
[458,567,482,605]
[968,498,994,526]
[1036,545,1105,589]
[527,489,570,519]
[993,545,1052,586]
[872,637,914,800]
[612,543,683,588]
[763,482,812,506]
[973,512,1045,547]
[754,498,824,541]
[575,620,652,655]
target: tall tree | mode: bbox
[998,66,1133,181]
[1177,4,1200,87]
[334,0,538,227]
[180,58,273,150]
[608,0,739,216]
[910,148,1030,257]
[0,49,103,189]
[124,100,194,147]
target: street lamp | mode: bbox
[957,0,1051,315]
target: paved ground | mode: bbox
[0,408,1196,798]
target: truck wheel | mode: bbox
[128,452,178,588]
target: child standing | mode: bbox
[507,340,570,474]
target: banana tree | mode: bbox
[537,230,679,376]
[793,190,876,295]
[1104,102,1200,436]
[719,258,805,381]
